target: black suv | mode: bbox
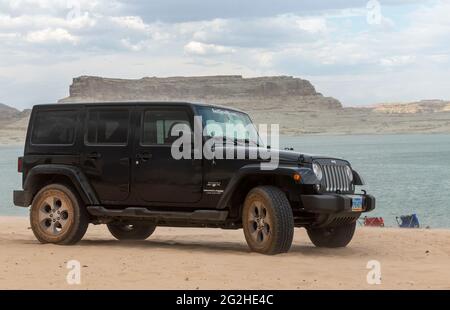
[14,102,375,254]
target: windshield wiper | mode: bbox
[235,138,260,147]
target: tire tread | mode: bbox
[307,222,356,248]
[243,186,294,255]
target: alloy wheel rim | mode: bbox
[248,201,272,245]
[38,193,71,236]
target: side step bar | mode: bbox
[87,206,228,222]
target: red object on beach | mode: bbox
[363,217,385,227]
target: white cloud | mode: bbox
[25,28,79,44]
[184,41,235,56]
[428,54,450,64]
[0,13,96,30]
[178,14,329,49]
[295,17,327,33]
[3,0,122,15]
[0,32,20,39]
[110,15,148,31]
[380,55,416,67]
[7,0,63,10]
[1,0,450,108]
[120,38,153,52]
[255,51,274,68]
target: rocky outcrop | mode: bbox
[0,103,30,144]
[373,100,450,114]
[0,103,23,121]
[59,75,342,110]
[3,76,450,146]
[51,75,450,136]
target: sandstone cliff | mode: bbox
[0,104,30,144]
[0,103,26,121]
[59,75,342,111]
[55,75,450,135]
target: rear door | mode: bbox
[81,106,133,203]
[132,105,202,203]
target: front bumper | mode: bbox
[301,193,375,214]
[13,190,31,208]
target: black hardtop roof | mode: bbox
[33,101,247,113]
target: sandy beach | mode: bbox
[0,216,449,290]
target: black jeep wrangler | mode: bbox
[14,102,375,255]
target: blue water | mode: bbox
[0,146,27,217]
[1,134,450,227]
[281,134,450,228]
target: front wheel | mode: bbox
[242,186,294,255]
[307,222,356,248]
[107,223,156,240]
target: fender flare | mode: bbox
[23,164,100,206]
[216,164,319,209]
[352,169,365,185]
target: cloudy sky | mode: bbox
[1,0,450,110]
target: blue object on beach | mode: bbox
[396,214,420,228]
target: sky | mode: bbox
[1,0,450,110]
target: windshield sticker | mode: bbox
[211,108,239,117]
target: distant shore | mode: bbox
[0,128,26,146]
[1,216,449,289]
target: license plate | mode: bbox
[351,197,363,212]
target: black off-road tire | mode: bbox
[107,223,156,240]
[307,222,356,248]
[242,186,294,255]
[30,183,89,245]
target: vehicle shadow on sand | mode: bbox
[69,238,371,257]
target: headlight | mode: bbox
[345,166,353,181]
[312,163,323,181]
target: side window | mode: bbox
[86,109,129,145]
[142,109,191,145]
[31,110,77,145]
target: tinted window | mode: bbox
[142,110,190,145]
[31,110,77,145]
[86,109,129,145]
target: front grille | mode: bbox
[322,164,353,193]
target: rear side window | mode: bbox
[31,110,77,145]
[86,109,130,145]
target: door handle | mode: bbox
[136,152,152,161]
[87,152,102,160]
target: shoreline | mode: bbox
[0,216,449,289]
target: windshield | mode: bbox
[197,106,262,146]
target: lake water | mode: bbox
[1,134,450,227]
[0,146,26,217]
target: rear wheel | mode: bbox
[307,222,356,248]
[107,223,156,240]
[242,186,294,255]
[30,183,89,245]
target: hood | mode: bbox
[270,148,350,166]
[275,149,302,163]
[214,145,349,165]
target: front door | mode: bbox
[81,106,133,203]
[132,105,202,203]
